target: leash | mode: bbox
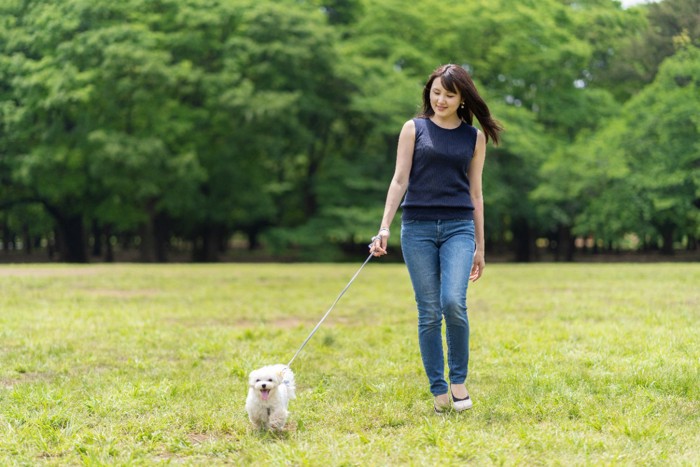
[287,253,374,367]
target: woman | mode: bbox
[370,64,502,413]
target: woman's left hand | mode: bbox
[470,252,485,281]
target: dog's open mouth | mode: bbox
[260,389,270,401]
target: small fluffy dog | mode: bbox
[245,364,296,430]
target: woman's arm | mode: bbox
[370,120,415,256]
[468,130,487,280]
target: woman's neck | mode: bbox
[429,115,461,129]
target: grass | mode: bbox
[0,262,698,465]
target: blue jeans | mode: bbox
[401,219,476,396]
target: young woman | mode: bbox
[370,64,502,413]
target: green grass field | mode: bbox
[0,262,698,465]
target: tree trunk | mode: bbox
[104,225,115,263]
[556,225,576,262]
[55,214,88,263]
[192,224,221,262]
[511,217,534,262]
[660,224,674,255]
[139,220,156,263]
[246,225,263,251]
[154,213,169,262]
[139,205,169,262]
[48,229,58,259]
[91,219,102,257]
[23,224,32,254]
[2,220,10,253]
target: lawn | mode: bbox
[0,262,698,465]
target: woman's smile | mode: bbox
[430,77,461,120]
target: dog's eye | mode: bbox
[255,379,260,382]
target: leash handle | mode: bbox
[287,253,374,367]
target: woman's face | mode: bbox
[429,77,462,119]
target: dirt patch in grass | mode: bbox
[0,371,55,389]
[84,288,161,298]
[0,266,101,277]
[272,317,307,329]
[188,433,215,444]
[234,317,307,329]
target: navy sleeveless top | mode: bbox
[401,117,478,221]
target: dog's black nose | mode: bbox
[261,383,267,389]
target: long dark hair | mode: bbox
[419,64,503,145]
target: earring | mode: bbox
[460,102,465,109]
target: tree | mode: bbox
[605,0,700,101]
[1,0,208,261]
[575,45,700,254]
[223,0,353,257]
[2,0,695,263]
[447,0,622,259]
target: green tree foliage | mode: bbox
[530,2,697,259]
[439,0,623,259]
[1,0,342,261]
[2,1,208,260]
[605,0,700,101]
[575,45,700,253]
[1,0,697,262]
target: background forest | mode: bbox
[1,0,699,262]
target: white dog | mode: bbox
[245,364,296,430]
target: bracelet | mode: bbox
[370,227,390,247]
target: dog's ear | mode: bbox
[248,370,259,386]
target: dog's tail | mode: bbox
[282,367,296,400]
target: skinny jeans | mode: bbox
[401,219,475,396]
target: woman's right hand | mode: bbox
[369,229,389,257]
